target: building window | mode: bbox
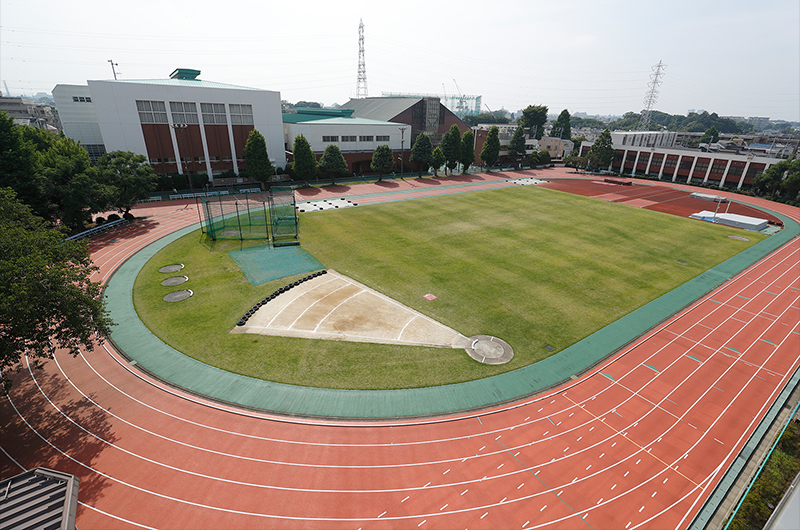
[201,103,227,124]
[359,135,373,142]
[376,135,390,142]
[322,136,339,142]
[341,136,356,142]
[170,101,199,124]
[229,104,253,125]
[136,100,168,124]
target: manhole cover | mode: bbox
[161,275,188,286]
[728,235,750,241]
[158,264,184,273]
[163,289,193,302]
[464,335,514,365]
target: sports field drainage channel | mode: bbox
[104,201,799,419]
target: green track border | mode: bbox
[105,194,799,419]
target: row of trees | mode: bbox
[1,113,158,232]
[408,125,476,177]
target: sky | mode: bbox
[2,0,799,122]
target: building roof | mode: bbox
[0,467,80,530]
[282,107,355,123]
[283,115,407,127]
[90,78,263,91]
[339,97,423,122]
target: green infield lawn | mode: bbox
[133,185,765,390]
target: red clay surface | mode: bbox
[2,169,799,529]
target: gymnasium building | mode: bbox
[53,69,286,182]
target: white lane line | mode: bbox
[314,288,366,332]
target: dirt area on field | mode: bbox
[232,270,471,349]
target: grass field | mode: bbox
[133,185,766,390]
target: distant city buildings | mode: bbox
[0,95,60,131]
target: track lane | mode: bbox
[2,172,798,528]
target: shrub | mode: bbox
[95,216,106,225]
[123,212,135,221]
[107,213,121,222]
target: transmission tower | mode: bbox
[356,19,368,99]
[636,60,666,131]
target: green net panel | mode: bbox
[200,191,270,241]
[269,186,299,247]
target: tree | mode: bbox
[699,126,720,145]
[754,159,800,200]
[410,133,433,177]
[430,147,445,177]
[370,145,394,182]
[93,151,158,216]
[0,113,40,212]
[244,129,274,185]
[292,135,317,183]
[441,124,461,175]
[463,113,511,127]
[586,129,615,171]
[37,135,103,231]
[480,126,500,169]
[507,125,526,168]
[0,188,113,390]
[317,144,348,185]
[460,130,475,174]
[551,109,572,140]
[520,105,548,140]
[527,151,540,167]
[293,101,323,108]
[538,149,551,166]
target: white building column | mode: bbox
[658,153,667,179]
[672,155,683,182]
[620,149,627,174]
[632,150,641,176]
[702,157,713,183]
[195,109,214,182]
[226,106,240,175]
[738,158,752,189]
[718,159,732,188]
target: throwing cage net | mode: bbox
[200,188,298,246]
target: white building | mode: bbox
[54,69,286,181]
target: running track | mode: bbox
[2,170,799,529]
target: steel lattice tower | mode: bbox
[636,60,666,131]
[356,19,368,99]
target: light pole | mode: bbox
[171,123,194,193]
[399,126,406,180]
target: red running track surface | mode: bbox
[2,171,799,529]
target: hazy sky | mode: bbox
[2,0,798,121]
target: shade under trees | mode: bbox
[460,130,475,174]
[480,126,500,169]
[244,129,274,185]
[410,133,433,177]
[0,187,114,391]
[292,134,317,183]
[520,105,548,140]
[317,144,348,185]
[586,129,615,171]
[370,145,394,182]
[551,109,572,140]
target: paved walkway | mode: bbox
[105,171,800,418]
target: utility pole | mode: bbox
[108,59,119,80]
[399,126,406,180]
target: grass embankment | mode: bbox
[133,186,765,390]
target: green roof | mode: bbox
[282,115,407,126]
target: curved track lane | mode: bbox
[2,175,799,529]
